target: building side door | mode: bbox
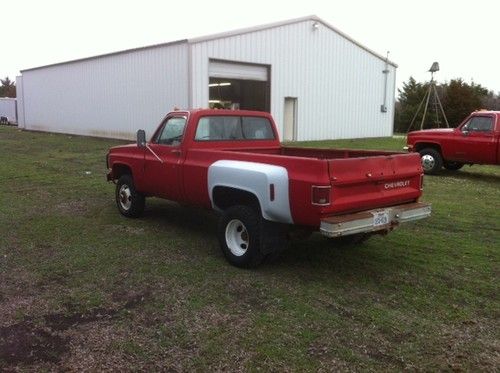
[283,97,297,141]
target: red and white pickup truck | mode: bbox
[406,110,500,174]
[107,109,431,267]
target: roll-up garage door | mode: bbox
[209,61,268,81]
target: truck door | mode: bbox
[457,115,496,164]
[143,115,187,200]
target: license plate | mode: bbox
[373,211,389,227]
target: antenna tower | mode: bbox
[407,62,449,132]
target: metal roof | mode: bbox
[21,15,397,73]
[21,39,188,72]
[188,15,397,67]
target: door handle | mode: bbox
[170,149,181,155]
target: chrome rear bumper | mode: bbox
[320,202,431,238]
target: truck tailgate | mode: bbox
[327,153,423,214]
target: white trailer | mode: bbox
[0,98,17,124]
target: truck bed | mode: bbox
[184,145,423,226]
[222,146,400,159]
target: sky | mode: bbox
[2,0,500,95]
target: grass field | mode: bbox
[1,126,499,371]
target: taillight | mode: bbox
[312,186,331,206]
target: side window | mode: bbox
[156,117,186,145]
[466,116,493,132]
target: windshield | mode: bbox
[195,116,275,141]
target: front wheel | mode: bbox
[444,161,464,171]
[115,174,145,218]
[217,205,265,268]
[419,148,443,174]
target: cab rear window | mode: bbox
[195,116,275,141]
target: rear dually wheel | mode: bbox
[217,205,265,268]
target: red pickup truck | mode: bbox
[107,109,431,267]
[406,111,500,174]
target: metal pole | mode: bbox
[420,84,432,130]
[433,84,450,128]
[432,84,440,127]
[406,88,428,133]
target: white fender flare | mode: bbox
[207,160,293,224]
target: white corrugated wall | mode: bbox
[21,42,189,140]
[190,20,396,140]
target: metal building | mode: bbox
[16,15,397,141]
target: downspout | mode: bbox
[187,42,193,108]
[381,51,389,113]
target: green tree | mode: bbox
[394,77,429,133]
[441,79,488,127]
[0,77,16,98]
[482,90,500,110]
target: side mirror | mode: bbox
[460,124,469,136]
[137,129,146,148]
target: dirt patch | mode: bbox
[46,289,151,331]
[0,321,69,364]
[437,319,500,371]
[365,349,405,367]
[307,343,329,358]
[53,200,88,216]
[108,224,145,235]
[316,298,358,321]
[112,288,151,309]
[0,266,49,327]
[226,281,272,311]
[44,308,117,331]
[0,289,151,369]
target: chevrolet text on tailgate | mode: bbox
[107,109,431,268]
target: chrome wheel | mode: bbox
[421,154,435,172]
[225,219,249,257]
[118,184,132,211]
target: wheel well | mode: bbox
[415,142,442,154]
[212,186,261,213]
[112,163,132,180]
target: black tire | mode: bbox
[443,161,464,171]
[419,148,443,175]
[217,205,265,268]
[115,174,145,218]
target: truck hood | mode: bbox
[408,128,455,136]
[109,143,137,152]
